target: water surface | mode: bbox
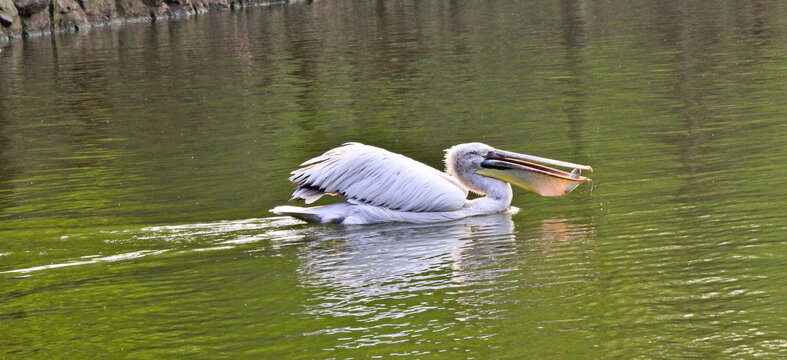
[1,0,785,358]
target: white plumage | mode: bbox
[271,142,592,225]
[288,143,467,212]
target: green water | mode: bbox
[1,0,785,358]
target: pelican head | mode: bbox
[445,143,592,197]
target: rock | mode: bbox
[12,0,48,16]
[115,0,149,18]
[0,0,21,36]
[80,0,116,21]
[20,9,48,36]
[206,0,228,10]
[2,0,288,39]
[193,3,207,14]
[141,0,162,7]
[0,12,13,27]
[52,0,87,31]
[54,0,80,14]
[51,0,87,31]
[164,0,195,18]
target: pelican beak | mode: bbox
[476,149,593,197]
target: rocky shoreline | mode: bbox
[0,0,300,42]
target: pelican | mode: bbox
[271,142,592,225]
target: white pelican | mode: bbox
[271,142,592,225]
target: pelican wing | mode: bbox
[288,143,468,212]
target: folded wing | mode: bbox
[288,143,468,212]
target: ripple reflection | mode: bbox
[278,212,599,352]
[290,213,519,349]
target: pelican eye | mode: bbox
[481,150,496,159]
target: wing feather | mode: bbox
[288,143,468,212]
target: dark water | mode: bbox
[1,0,785,358]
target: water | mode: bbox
[1,0,785,358]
